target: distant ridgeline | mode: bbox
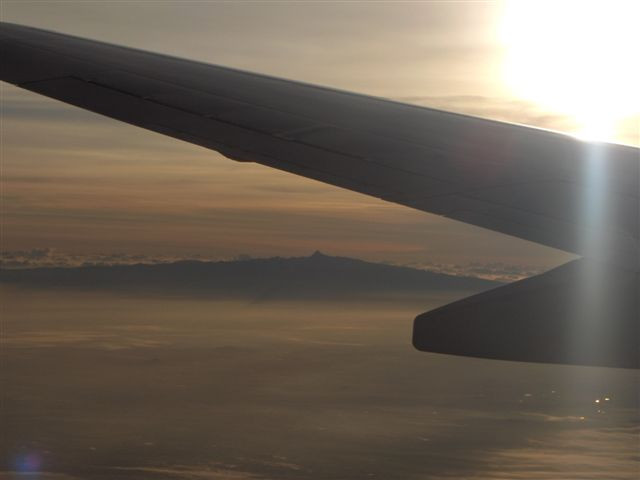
[0,251,500,300]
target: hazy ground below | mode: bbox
[1,287,638,479]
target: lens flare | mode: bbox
[13,452,42,473]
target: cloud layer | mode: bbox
[1,248,543,283]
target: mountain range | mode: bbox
[0,251,501,300]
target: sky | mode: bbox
[1,1,638,273]
[1,5,639,477]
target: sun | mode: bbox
[500,0,639,143]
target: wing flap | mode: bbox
[413,259,639,368]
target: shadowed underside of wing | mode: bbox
[1,22,638,368]
[414,259,639,369]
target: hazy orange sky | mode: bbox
[2,1,638,273]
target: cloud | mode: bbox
[399,259,546,282]
[0,248,206,269]
[1,248,58,268]
[0,473,83,480]
[474,425,640,480]
[106,465,268,479]
[2,329,171,350]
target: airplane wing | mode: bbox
[1,23,638,368]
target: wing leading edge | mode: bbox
[1,22,638,368]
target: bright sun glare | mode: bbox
[500,1,639,143]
